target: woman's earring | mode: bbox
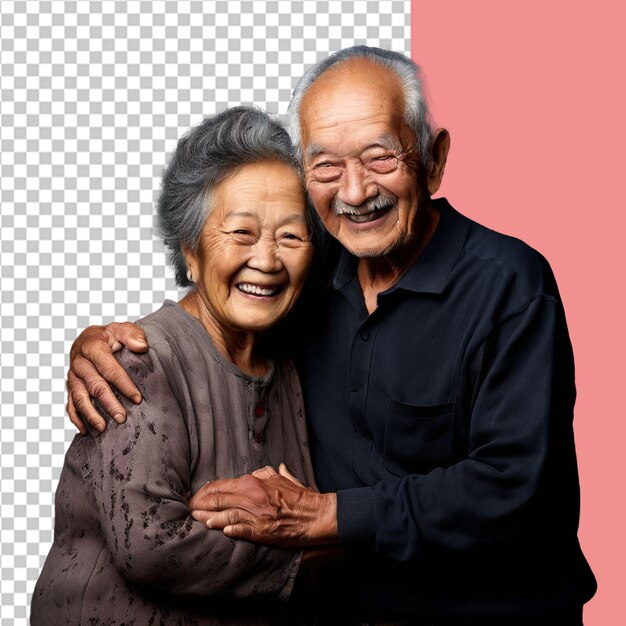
[186,267,194,283]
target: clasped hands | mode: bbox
[189,463,338,549]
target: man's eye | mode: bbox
[310,162,342,183]
[367,154,398,173]
[232,229,251,235]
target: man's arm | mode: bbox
[67,322,148,434]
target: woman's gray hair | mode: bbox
[156,106,302,287]
[288,45,434,170]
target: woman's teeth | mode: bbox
[237,283,279,296]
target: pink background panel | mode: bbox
[411,2,626,625]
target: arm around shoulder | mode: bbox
[66,321,148,433]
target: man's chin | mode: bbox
[342,229,415,261]
[351,246,390,259]
[345,238,401,259]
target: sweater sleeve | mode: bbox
[93,346,302,600]
[338,295,580,561]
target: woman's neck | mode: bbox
[178,292,269,377]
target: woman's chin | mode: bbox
[226,293,294,333]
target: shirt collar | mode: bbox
[330,197,470,295]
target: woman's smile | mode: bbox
[235,281,283,297]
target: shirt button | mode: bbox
[351,383,363,392]
[360,330,370,341]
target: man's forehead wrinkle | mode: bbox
[308,101,394,124]
[305,108,398,137]
[305,134,402,161]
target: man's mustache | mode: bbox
[331,194,396,216]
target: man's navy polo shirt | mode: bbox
[294,198,596,618]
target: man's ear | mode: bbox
[427,128,450,196]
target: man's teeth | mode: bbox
[345,208,389,223]
[346,213,377,223]
[342,202,392,223]
[237,283,279,296]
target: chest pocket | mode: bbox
[383,398,456,475]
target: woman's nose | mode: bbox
[248,236,283,272]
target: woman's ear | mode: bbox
[181,245,196,283]
[427,128,451,196]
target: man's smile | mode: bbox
[342,203,393,224]
[333,194,396,224]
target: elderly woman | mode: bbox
[31,107,318,624]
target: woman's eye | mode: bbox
[228,229,257,244]
[278,232,308,247]
[219,227,253,238]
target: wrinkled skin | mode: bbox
[189,464,338,549]
[67,322,147,434]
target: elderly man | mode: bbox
[67,46,596,624]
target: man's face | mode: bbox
[300,59,424,259]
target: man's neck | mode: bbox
[357,201,440,314]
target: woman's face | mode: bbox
[187,160,313,333]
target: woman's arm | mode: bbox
[94,346,302,601]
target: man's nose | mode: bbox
[337,161,377,206]
[248,236,283,272]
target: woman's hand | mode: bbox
[189,463,338,548]
[67,322,148,434]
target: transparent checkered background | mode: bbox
[0,0,409,622]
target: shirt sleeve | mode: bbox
[93,347,302,600]
[337,294,580,561]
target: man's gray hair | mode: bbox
[156,105,302,287]
[288,45,434,169]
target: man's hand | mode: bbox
[189,463,338,548]
[67,322,148,434]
